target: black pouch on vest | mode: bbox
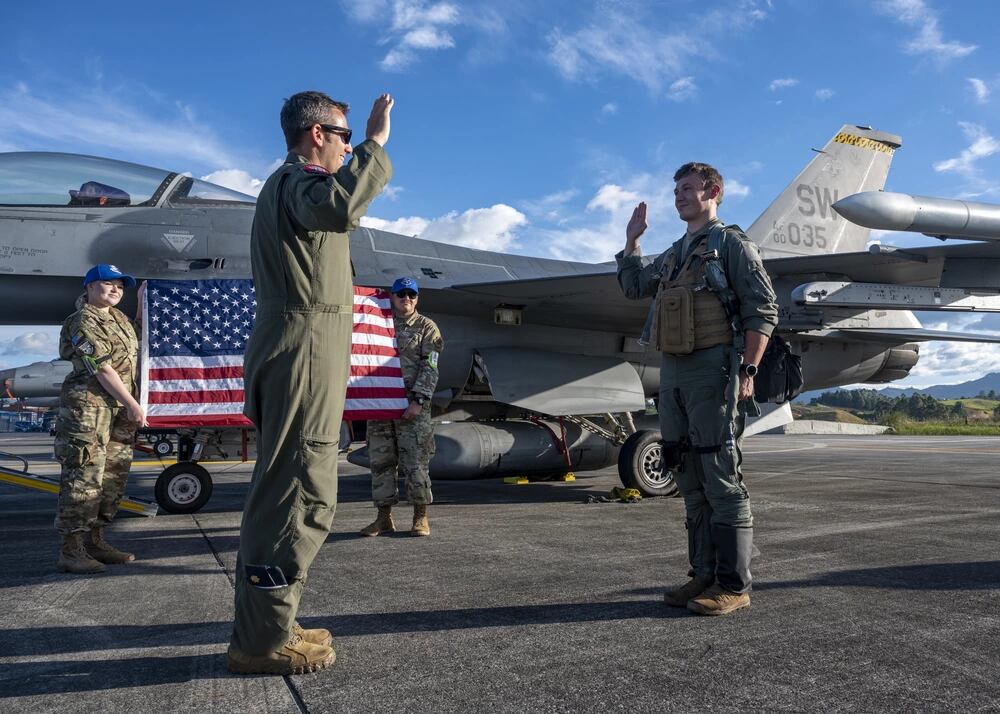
[658,287,695,355]
[753,334,804,404]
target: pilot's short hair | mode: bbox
[281,91,350,150]
[673,162,724,205]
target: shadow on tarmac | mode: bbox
[756,560,1000,591]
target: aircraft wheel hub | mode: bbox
[167,474,202,505]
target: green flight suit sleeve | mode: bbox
[286,141,393,234]
[411,319,443,400]
[722,229,779,337]
[615,248,667,300]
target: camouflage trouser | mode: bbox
[54,402,137,534]
[367,409,434,506]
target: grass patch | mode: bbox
[792,404,866,424]
[941,398,1000,411]
[889,422,1000,436]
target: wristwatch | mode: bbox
[739,363,758,378]
[413,395,427,406]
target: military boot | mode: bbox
[411,504,430,537]
[87,526,136,564]
[663,575,713,607]
[686,584,750,616]
[360,506,395,536]
[226,632,336,675]
[58,533,106,574]
[293,621,333,647]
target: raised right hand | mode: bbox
[626,202,648,247]
[366,93,394,147]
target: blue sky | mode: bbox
[2,0,1000,387]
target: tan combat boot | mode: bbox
[227,632,336,675]
[360,505,395,536]
[663,575,714,607]
[687,584,751,616]
[87,526,136,564]
[411,504,430,537]
[58,533,106,574]
[293,621,333,647]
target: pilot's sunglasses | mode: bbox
[395,290,418,299]
[319,124,352,143]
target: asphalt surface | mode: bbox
[1,432,999,713]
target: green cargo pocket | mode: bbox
[54,434,94,469]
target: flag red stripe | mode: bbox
[149,389,245,404]
[147,415,253,428]
[345,387,409,399]
[354,303,393,317]
[350,365,403,377]
[350,344,398,357]
[352,323,395,337]
[149,366,244,381]
[343,409,411,420]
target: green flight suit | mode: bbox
[54,301,139,534]
[617,218,778,593]
[231,143,392,655]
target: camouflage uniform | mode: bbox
[54,301,139,534]
[367,311,443,506]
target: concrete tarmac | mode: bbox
[1,432,999,713]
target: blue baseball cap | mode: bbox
[391,276,419,294]
[83,263,136,288]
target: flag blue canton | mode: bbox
[147,279,256,357]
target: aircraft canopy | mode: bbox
[0,152,256,207]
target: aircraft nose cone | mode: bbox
[833,191,917,231]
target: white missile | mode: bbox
[832,191,1000,240]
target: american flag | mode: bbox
[140,279,408,428]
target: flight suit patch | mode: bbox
[71,333,94,355]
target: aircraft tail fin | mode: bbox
[746,125,901,257]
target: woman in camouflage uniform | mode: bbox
[54,264,147,574]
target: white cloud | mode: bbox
[726,180,750,199]
[363,204,527,251]
[815,88,835,101]
[667,77,697,102]
[768,78,798,91]
[346,0,497,71]
[933,122,1000,176]
[520,189,579,223]
[875,0,976,61]
[602,102,618,115]
[586,184,641,213]
[0,83,239,170]
[968,77,989,104]
[201,169,265,197]
[381,185,405,201]
[0,331,58,357]
[546,1,768,93]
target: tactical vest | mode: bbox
[652,233,733,354]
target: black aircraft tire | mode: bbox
[617,430,680,498]
[155,462,213,514]
[154,438,174,457]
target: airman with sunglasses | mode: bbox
[361,276,444,538]
[228,90,394,676]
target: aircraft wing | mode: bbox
[801,328,1000,344]
[448,270,645,333]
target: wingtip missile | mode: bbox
[833,191,1000,241]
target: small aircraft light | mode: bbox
[494,305,522,326]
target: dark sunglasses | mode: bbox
[394,290,418,299]
[319,124,352,144]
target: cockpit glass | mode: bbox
[170,175,257,204]
[0,152,256,207]
[0,152,170,206]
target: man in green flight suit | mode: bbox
[617,163,778,616]
[227,90,394,675]
[360,276,443,538]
